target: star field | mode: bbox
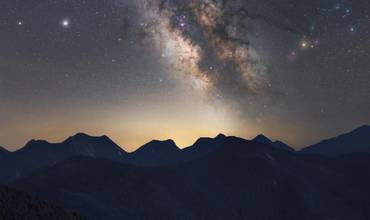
[0,0,369,151]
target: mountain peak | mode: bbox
[191,134,226,148]
[139,139,179,152]
[67,132,94,141]
[215,133,227,139]
[25,139,50,147]
[158,139,177,145]
[129,139,180,166]
[73,132,91,138]
[65,132,113,143]
[253,134,273,144]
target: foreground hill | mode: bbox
[12,136,370,220]
[300,125,370,156]
[0,185,84,220]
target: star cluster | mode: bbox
[287,1,366,62]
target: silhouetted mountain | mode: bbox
[62,133,127,159]
[3,124,370,185]
[300,125,370,156]
[182,133,226,158]
[0,185,84,220]
[0,133,127,183]
[127,134,227,166]
[0,133,229,182]
[11,136,370,220]
[128,139,181,166]
[253,134,272,144]
[253,134,295,152]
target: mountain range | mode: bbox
[0,133,126,183]
[1,125,370,219]
[0,132,229,183]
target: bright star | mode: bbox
[61,19,70,28]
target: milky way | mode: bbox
[140,0,270,102]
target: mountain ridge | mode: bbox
[252,134,295,152]
[0,133,127,183]
[300,124,370,156]
[2,124,370,183]
[3,124,370,158]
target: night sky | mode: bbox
[1,0,369,151]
